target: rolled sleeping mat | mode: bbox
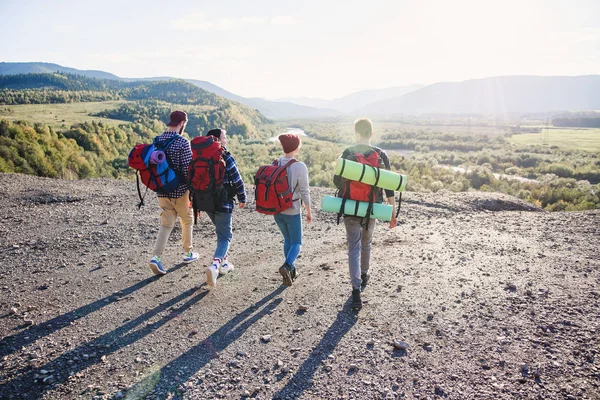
[321,196,393,222]
[335,158,407,192]
[149,150,166,164]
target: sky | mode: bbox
[1,0,599,99]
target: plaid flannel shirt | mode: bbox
[155,131,192,199]
[220,148,246,213]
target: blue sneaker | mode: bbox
[149,256,166,275]
[183,251,199,264]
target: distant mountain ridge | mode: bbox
[0,62,337,119]
[2,63,599,117]
[277,84,424,113]
[357,75,600,116]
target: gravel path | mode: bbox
[0,173,598,399]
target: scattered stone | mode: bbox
[260,335,272,343]
[505,283,517,292]
[394,340,409,350]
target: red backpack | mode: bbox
[188,136,227,221]
[254,159,298,215]
[336,149,382,227]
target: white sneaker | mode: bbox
[219,259,234,275]
[206,260,220,287]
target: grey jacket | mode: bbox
[277,156,311,215]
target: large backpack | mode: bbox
[128,136,182,208]
[254,159,298,215]
[188,136,228,221]
[335,149,383,228]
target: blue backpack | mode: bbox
[128,136,182,208]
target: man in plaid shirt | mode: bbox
[149,110,199,275]
[204,128,247,287]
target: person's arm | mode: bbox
[379,150,397,228]
[296,163,312,223]
[225,153,246,208]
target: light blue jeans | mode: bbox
[274,213,303,268]
[206,212,232,260]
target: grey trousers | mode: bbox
[344,216,376,289]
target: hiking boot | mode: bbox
[149,256,166,275]
[279,262,295,287]
[360,272,370,289]
[206,259,220,287]
[219,259,234,275]
[351,288,362,310]
[183,251,199,264]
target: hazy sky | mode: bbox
[1,0,599,99]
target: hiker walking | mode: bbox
[148,110,199,275]
[193,128,246,288]
[271,134,312,286]
[333,118,397,310]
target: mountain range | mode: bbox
[2,62,599,118]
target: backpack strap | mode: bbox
[395,191,402,219]
[135,170,149,209]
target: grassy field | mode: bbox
[508,127,600,152]
[0,101,129,128]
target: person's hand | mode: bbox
[239,202,246,209]
[306,210,312,224]
[389,214,398,229]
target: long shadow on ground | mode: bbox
[0,263,187,360]
[126,286,286,398]
[0,279,206,398]
[272,299,357,399]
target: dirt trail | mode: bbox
[0,173,598,399]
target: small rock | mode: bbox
[394,340,409,350]
[189,329,199,336]
[367,338,375,346]
[349,364,358,370]
[237,350,247,357]
[242,390,251,397]
[292,328,301,333]
[298,305,309,312]
[282,366,290,373]
[23,319,34,326]
[114,391,124,399]
[260,335,271,343]
[9,307,18,315]
[42,375,54,384]
[135,357,142,363]
[423,343,433,351]
[276,359,284,368]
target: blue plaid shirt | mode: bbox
[155,131,192,199]
[220,148,246,213]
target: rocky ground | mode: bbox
[0,173,598,400]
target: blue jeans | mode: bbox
[206,212,232,260]
[274,213,302,268]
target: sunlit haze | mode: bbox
[1,0,598,99]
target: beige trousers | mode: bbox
[153,191,194,257]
